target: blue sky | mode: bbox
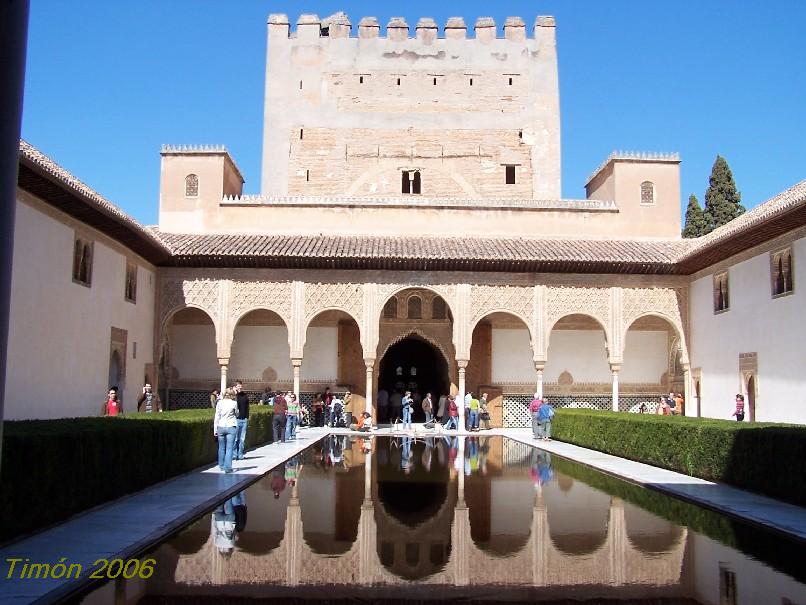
[21,1,806,227]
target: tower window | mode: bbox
[299,80,303,90]
[402,170,421,195]
[771,248,794,297]
[713,272,730,314]
[185,173,199,197]
[469,78,473,86]
[407,296,422,320]
[508,77,513,85]
[641,181,655,204]
[359,75,364,84]
[397,77,401,86]
[300,128,304,140]
[306,169,310,182]
[505,165,516,185]
[433,77,437,85]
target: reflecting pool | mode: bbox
[81,436,806,604]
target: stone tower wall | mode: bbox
[261,14,561,200]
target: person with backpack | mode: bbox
[537,399,555,441]
[528,393,543,439]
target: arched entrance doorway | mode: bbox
[378,336,449,422]
[746,375,756,421]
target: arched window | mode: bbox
[383,298,398,319]
[771,248,794,297]
[432,296,447,319]
[713,272,729,313]
[640,181,655,204]
[185,174,199,197]
[407,295,422,319]
[73,239,83,281]
[81,243,93,284]
[125,262,137,303]
[73,235,93,286]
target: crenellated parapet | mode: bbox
[266,12,555,42]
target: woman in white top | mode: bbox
[214,387,239,473]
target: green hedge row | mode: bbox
[551,409,806,507]
[0,408,273,543]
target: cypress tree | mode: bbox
[703,155,745,232]
[682,194,708,238]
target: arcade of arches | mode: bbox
[158,272,690,423]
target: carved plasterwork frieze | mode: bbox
[160,278,221,329]
[621,287,688,362]
[304,281,364,325]
[546,286,611,334]
[230,280,294,326]
[469,284,534,330]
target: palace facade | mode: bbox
[7,13,805,424]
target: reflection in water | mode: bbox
[84,437,806,604]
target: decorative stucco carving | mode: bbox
[545,286,611,335]
[469,284,534,329]
[304,281,364,325]
[621,287,688,363]
[160,278,221,329]
[230,279,294,326]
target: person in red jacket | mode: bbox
[102,387,122,416]
[445,396,459,430]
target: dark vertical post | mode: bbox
[0,0,31,473]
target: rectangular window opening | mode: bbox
[306,169,310,182]
[505,165,516,185]
[518,130,523,140]
[300,128,303,140]
[508,77,513,85]
[359,75,364,84]
[397,77,401,86]
[299,80,303,90]
[469,78,473,86]
[433,77,437,85]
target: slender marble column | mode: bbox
[364,358,374,415]
[218,358,229,393]
[457,360,468,429]
[611,365,620,411]
[292,358,302,399]
[535,364,545,399]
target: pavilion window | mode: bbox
[383,298,398,319]
[407,295,422,319]
[640,181,655,204]
[713,272,729,313]
[505,165,516,185]
[402,170,421,195]
[125,262,137,303]
[771,248,794,297]
[185,173,199,197]
[72,235,93,287]
[432,296,447,319]
[359,75,364,84]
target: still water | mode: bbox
[83,436,805,604]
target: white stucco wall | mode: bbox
[545,330,611,383]
[229,325,292,382]
[620,331,668,383]
[5,195,156,419]
[169,324,219,380]
[491,328,535,383]
[301,326,338,381]
[689,236,806,423]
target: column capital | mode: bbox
[681,362,691,372]
[364,358,376,369]
[610,364,621,373]
[534,362,545,372]
[218,357,230,366]
[457,359,469,370]
[291,358,303,368]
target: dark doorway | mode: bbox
[747,375,756,422]
[379,337,449,422]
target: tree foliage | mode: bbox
[682,194,708,238]
[703,155,745,233]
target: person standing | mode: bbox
[401,390,413,430]
[445,396,459,430]
[272,391,288,442]
[233,381,250,460]
[102,387,122,416]
[137,383,162,413]
[389,390,403,425]
[209,389,220,408]
[214,387,238,473]
[377,388,389,424]
[422,392,433,424]
[537,399,555,441]
[286,391,300,440]
[468,394,480,431]
[479,393,491,430]
[529,393,543,439]
[732,394,746,421]
[343,391,353,426]
[312,392,324,427]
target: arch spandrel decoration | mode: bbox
[469,285,535,332]
[621,288,688,363]
[304,282,364,326]
[226,280,294,349]
[375,283,458,316]
[544,286,612,356]
[159,278,221,331]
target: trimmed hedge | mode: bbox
[0,408,273,543]
[551,409,806,507]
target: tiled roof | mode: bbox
[157,231,692,274]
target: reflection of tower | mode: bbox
[531,492,548,586]
[285,483,302,586]
[607,497,626,585]
[451,437,469,586]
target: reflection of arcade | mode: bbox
[378,337,449,422]
[144,437,689,598]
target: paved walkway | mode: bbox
[1,425,805,604]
